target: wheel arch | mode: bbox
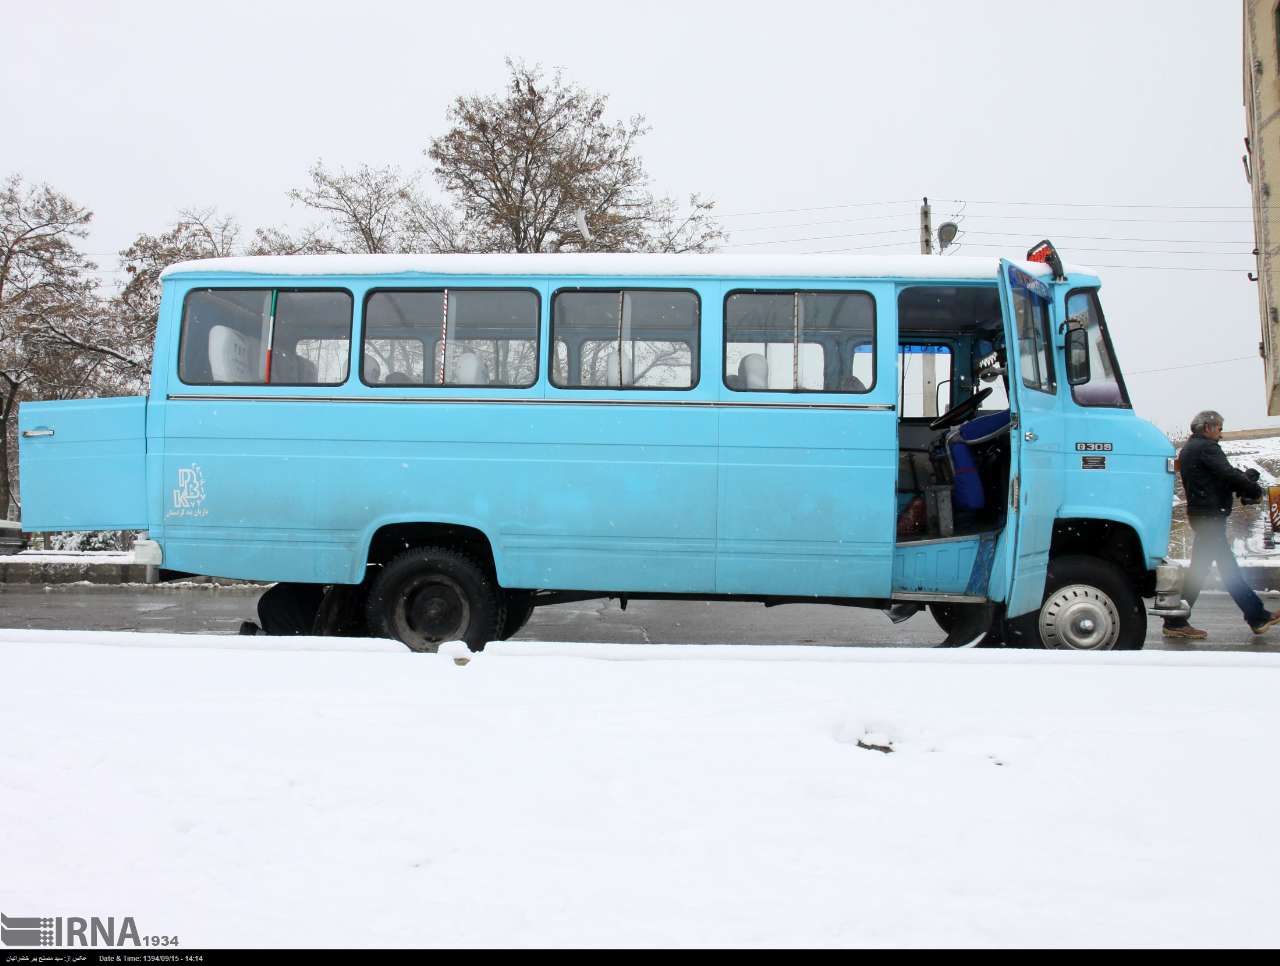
[357,515,504,584]
[1050,515,1153,597]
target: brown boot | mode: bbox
[1163,624,1208,640]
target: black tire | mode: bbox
[498,591,536,640]
[1006,555,1146,651]
[928,602,969,635]
[365,546,505,652]
[928,601,1000,647]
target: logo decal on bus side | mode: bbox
[168,464,208,518]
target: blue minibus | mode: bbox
[18,246,1184,650]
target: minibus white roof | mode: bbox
[161,253,1096,281]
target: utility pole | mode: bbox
[919,196,937,415]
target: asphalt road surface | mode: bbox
[2,583,1277,652]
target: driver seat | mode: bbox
[945,410,1012,511]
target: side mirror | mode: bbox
[1066,327,1091,386]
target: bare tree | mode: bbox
[246,223,334,256]
[0,175,102,517]
[286,162,424,254]
[426,61,725,254]
[97,207,247,391]
[104,208,334,396]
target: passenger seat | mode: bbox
[738,353,769,389]
[207,325,262,383]
[604,347,635,386]
[454,351,490,385]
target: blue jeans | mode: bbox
[1166,515,1268,627]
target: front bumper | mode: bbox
[1148,561,1189,618]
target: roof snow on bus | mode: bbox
[159,253,1095,281]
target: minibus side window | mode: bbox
[362,289,538,387]
[179,289,273,385]
[551,290,698,389]
[723,291,875,392]
[271,291,352,385]
[1012,288,1056,394]
[1064,289,1130,408]
[178,288,353,386]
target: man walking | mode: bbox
[1164,410,1280,640]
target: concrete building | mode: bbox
[1244,1,1280,414]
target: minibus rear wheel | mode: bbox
[366,546,506,652]
[1007,555,1146,650]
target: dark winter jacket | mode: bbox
[1179,433,1263,518]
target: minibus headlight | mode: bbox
[1166,457,1176,474]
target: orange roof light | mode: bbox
[1025,239,1066,281]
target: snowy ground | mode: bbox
[2,631,1279,947]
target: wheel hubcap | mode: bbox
[1038,584,1121,650]
[399,575,470,646]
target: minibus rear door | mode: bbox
[997,259,1066,618]
[17,396,149,531]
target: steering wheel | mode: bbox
[928,386,993,431]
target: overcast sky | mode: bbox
[3,0,1260,432]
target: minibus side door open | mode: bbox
[997,259,1067,618]
[17,396,149,531]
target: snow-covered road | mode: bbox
[2,632,1278,947]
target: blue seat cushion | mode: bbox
[948,411,1012,511]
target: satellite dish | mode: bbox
[937,221,959,251]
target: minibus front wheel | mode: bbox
[366,546,506,652]
[1006,555,1146,650]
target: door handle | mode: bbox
[1024,431,1038,443]
[22,428,54,439]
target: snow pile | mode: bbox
[2,633,1278,947]
[0,549,136,566]
[1221,435,1280,558]
[1170,433,1280,567]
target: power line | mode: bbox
[718,196,1277,225]
[726,230,1255,257]
[1126,355,1258,376]
[720,198,1274,222]
[723,214,916,237]
[718,199,915,219]
[785,247,1254,271]
[958,213,1254,225]
[728,215,917,234]
[729,211,1257,236]
[962,230,1254,246]
[722,228,916,248]
[936,198,1260,210]
[948,243,1253,257]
